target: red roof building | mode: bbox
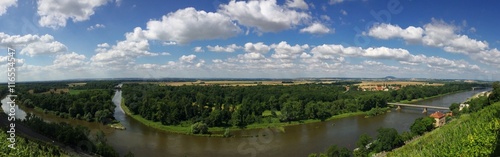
[429,111,446,127]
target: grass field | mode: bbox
[68,89,87,95]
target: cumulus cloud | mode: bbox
[143,7,241,44]
[0,33,67,56]
[367,20,488,54]
[285,0,308,10]
[270,41,309,59]
[329,0,345,5]
[180,54,197,63]
[207,44,242,53]
[309,44,480,71]
[300,23,332,34]
[340,9,348,15]
[52,52,87,69]
[87,24,105,30]
[219,0,310,33]
[194,46,204,52]
[37,0,110,29]
[91,28,158,67]
[367,23,423,43]
[244,42,271,54]
[0,0,17,16]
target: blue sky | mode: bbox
[1,0,499,81]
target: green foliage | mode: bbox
[121,82,477,129]
[0,127,66,157]
[19,89,116,124]
[354,133,373,157]
[388,102,500,157]
[21,114,118,156]
[223,128,231,137]
[310,144,351,157]
[374,127,403,152]
[410,117,435,135]
[399,131,415,143]
[191,122,209,134]
[366,107,388,117]
[489,81,500,103]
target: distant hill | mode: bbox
[385,76,397,80]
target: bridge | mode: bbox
[388,103,449,113]
[472,87,486,90]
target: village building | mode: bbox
[429,111,446,127]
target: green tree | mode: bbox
[191,122,209,134]
[374,127,403,152]
[410,117,435,135]
[325,145,351,157]
[489,81,500,103]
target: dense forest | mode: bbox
[122,82,482,129]
[11,81,120,123]
[22,113,118,157]
[19,89,116,123]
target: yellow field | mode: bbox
[131,80,314,86]
[355,81,444,91]
[67,82,87,87]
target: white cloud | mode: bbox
[219,0,310,33]
[270,41,309,59]
[115,0,122,6]
[0,33,68,56]
[87,24,105,30]
[362,60,383,66]
[367,20,488,54]
[180,54,197,63]
[160,52,170,56]
[162,41,177,46]
[244,42,271,54]
[194,46,204,52]
[91,28,158,67]
[37,0,110,29]
[320,15,331,21]
[52,52,87,69]
[329,0,345,5]
[207,44,242,53]
[285,0,308,10]
[367,23,423,43]
[300,23,332,34]
[143,7,241,44]
[340,9,348,15]
[0,0,16,16]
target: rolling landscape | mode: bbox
[1,0,500,157]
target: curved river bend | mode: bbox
[1,89,489,157]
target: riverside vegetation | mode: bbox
[309,81,500,157]
[121,82,483,135]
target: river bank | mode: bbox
[120,97,371,137]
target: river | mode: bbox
[1,89,490,157]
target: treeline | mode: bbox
[22,113,118,157]
[389,83,483,102]
[122,82,478,129]
[19,89,116,123]
[71,81,121,90]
